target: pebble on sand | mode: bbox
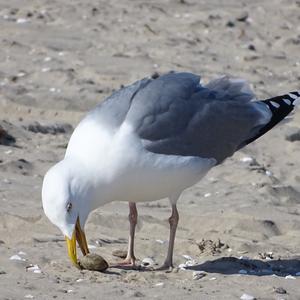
[78,253,108,272]
[236,11,249,22]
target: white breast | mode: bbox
[66,119,216,205]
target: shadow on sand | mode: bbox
[185,256,300,277]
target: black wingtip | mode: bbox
[242,90,300,146]
[263,91,300,113]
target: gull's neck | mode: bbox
[62,157,116,211]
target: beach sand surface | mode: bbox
[0,0,300,299]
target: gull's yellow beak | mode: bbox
[65,217,89,268]
[65,231,78,268]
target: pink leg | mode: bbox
[111,202,138,267]
[157,204,179,270]
[124,202,138,265]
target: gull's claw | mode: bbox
[155,264,174,273]
[110,257,139,270]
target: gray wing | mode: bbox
[87,77,152,130]
[124,73,271,163]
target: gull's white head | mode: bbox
[42,159,91,267]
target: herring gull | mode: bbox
[42,72,299,270]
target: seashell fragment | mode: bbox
[10,255,26,261]
[240,293,256,300]
[26,264,41,273]
[192,271,206,280]
[182,254,193,260]
[141,257,155,268]
[285,275,296,279]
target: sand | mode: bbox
[0,0,300,299]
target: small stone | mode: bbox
[226,20,235,27]
[273,287,287,294]
[0,270,6,275]
[236,12,249,22]
[240,293,256,300]
[248,44,256,51]
[78,253,108,272]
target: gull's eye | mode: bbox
[66,202,72,212]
